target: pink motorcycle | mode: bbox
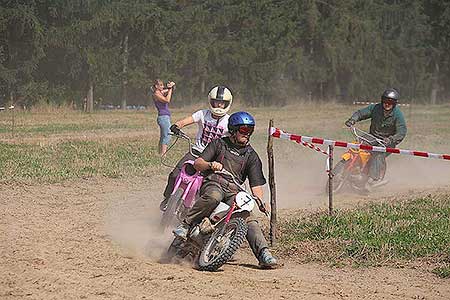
[160,130,204,229]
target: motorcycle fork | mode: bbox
[346,153,359,172]
[217,202,236,238]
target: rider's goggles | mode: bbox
[382,98,396,106]
[210,99,229,108]
[237,125,254,136]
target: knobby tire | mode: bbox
[198,217,247,272]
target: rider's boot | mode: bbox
[159,197,169,212]
[258,248,278,269]
[173,222,190,240]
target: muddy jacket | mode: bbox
[350,103,407,145]
[200,137,266,188]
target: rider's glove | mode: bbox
[345,119,356,127]
[170,124,181,135]
[383,136,393,146]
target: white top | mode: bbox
[192,109,229,153]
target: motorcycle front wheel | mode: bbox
[326,160,348,193]
[198,217,247,272]
[160,187,184,230]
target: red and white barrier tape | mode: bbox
[269,127,450,161]
[353,101,410,107]
[299,141,328,156]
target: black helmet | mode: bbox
[381,88,400,104]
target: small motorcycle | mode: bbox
[328,126,388,194]
[163,169,267,272]
[160,130,204,229]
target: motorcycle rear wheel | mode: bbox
[198,217,247,272]
[160,187,184,230]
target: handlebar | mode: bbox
[214,168,269,217]
[349,126,387,147]
[161,129,198,168]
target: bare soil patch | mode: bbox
[1,176,449,300]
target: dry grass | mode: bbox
[0,103,449,183]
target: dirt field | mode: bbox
[2,174,450,300]
[1,106,450,299]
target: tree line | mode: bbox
[1,0,449,111]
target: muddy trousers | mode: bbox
[183,181,269,259]
[163,151,198,199]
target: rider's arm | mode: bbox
[194,157,222,172]
[350,104,375,122]
[391,110,407,145]
[194,139,222,171]
[251,185,264,201]
[174,116,195,129]
[251,185,269,213]
[153,88,173,103]
[194,157,211,171]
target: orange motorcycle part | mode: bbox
[359,150,371,166]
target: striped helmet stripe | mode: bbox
[216,86,225,100]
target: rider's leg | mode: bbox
[246,214,278,268]
[184,182,224,225]
[173,181,224,238]
[368,152,387,181]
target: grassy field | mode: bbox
[278,193,450,277]
[1,103,449,183]
[1,103,449,274]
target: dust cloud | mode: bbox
[264,143,450,210]
[104,181,174,260]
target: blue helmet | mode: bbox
[228,111,255,133]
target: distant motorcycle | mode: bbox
[162,169,268,272]
[327,126,388,194]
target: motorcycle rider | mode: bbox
[160,85,233,211]
[345,88,407,188]
[173,111,278,269]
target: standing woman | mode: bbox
[152,79,176,155]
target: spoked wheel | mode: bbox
[160,188,184,230]
[326,160,348,194]
[198,217,247,272]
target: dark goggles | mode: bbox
[382,97,396,105]
[237,125,254,136]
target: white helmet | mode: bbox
[208,85,233,117]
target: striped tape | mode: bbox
[269,127,450,161]
[353,101,410,107]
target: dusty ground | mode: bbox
[1,174,449,300]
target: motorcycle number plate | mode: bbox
[235,192,255,212]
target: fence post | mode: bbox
[10,105,15,136]
[327,145,334,215]
[267,119,277,246]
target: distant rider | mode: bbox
[345,88,407,185]
[173,111,278,269]
[160,86,233,211]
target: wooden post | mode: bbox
[327,145,334,215]
[267,119,277,246]
[10,105,15,137]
